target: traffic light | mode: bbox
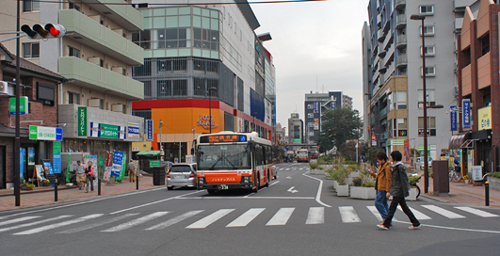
[21,23,66,39]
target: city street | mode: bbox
[1,163,499,256]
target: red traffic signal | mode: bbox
[21,23,66,39]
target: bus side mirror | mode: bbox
[191,148,195,155]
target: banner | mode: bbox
[450,104,457,131]
[53,141,61,174]
[29,126,63,141]
[146,119,154,141]
[111,151,124,177]
[116,154,127,181]
[20,148,25,179]
[78,107,87,136]
[66,154,71,183]
[462,99,471,129]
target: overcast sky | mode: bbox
[251,0,369,130]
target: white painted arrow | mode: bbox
[286,176,292,179]
[287,186,299,193]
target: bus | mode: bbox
[196,131,274,194]
[296,149,309,162]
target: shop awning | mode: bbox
[449,133,468,149]
[135,150,161,157]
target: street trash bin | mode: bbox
[432,160,449,196]
[151,166,166,185]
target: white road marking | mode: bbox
[398,206,431,220]
[59,213,139,234]
[0,215,71,233]
[306,207,325,225]
[14,214,103,235]
[421,205,465,219]
[146,210,204,230]
[269,181,280,187]
[286,176,292,179]
[302,172,332,208]
[287,186,299,193]
[226,208,265,227]
[366,206,383,222]
[266,208,295,226]
[285,168,290,171]
[339,206,361,223]
[186,209,235,229]
[394,219,500,234]
[0,216,40,227]
[454,206,499,218]
[101,212,169,232]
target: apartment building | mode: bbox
[304,91,345,145]
[288,113,303,145]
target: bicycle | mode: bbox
[449,167,462,183]
[409,174,421,199]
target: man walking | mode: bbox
[75,161,86,190]
[127,159,136,182]
[377,151,421,230]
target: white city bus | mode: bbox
[196,131,274,194]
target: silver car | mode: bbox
[167,163,197,190]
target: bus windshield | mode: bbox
[198,144,251,170]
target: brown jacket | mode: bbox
[370,161,392,192]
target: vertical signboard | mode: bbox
[478,106,491,131]
[146,119,154,141]
[462,99,471,129]
[53,141,61,173]
[450,104,457,131]
[112,151,124,177]
[78,107,87,136]
[20,148,25,179]
[9,96,29,115]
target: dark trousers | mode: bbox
[383,196,420,227]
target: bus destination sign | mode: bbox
[201,135,247,143]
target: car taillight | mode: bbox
[189,171,195,178]
[167,172,170,178]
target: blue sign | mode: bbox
[56,128,63,141]
[127,123,140,138]
[20,148,25,179]
[53,154,61,174]
[462,99,471,129]
[450,104,457,131]
[146,119,153,141]
[43,161,54,175]
[111,151,124,177]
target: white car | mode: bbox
[167,163,197,190]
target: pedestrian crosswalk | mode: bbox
[0,204,497,235]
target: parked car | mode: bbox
[167,163,197,190]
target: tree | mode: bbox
[318,107,362,157]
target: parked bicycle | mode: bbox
[449,168,463,183]
[408,174,421,199]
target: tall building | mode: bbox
[362,0,474,159]
[342,94,353,109]
[304,91,345,144]
[288,113,303,144]
[129,1,275,162]
[0,1,145,163]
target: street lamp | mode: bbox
[208,87,217,134]
[159,120,163,161]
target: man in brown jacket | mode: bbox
[367,151,392,224]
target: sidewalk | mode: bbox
[420,177,500,208]
[0,176,159,212]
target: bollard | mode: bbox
[136,175,139,190]
[98,178,102,196]
[54,179,58,202]
[485,181,490,206]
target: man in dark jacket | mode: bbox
[377,151,421,230]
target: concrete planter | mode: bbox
[336,184,349,197]
[333,180,338,190]
[489,176,500,191]
[349,186,376,200]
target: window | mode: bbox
[417,89,436,108]
[420,66,436,76]
[420,46,435,56]
[143,81,152,97]
[68,91,80,104]
[307,113,314,118]
[23,0,39,12]
[172,80,187,96]
[307,104,313,109]
[157,80,171,97]
[480,34,490,56]
[158,60,171,71]
[418,117,436,136]
[420,5,434,15]
[37,83,55,106]
[68,46,80,57]
[308,122,314,127]
[393,118,408,137]
[22,43,39,58]
[392,91,407,110]
[420,26,435,36]
[132,109,152,120]
[68,2,80,11]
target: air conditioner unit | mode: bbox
[0,81,15,95]
[88,57,102,66]
[88,98,103,109]
[111,104,124,113]
[111,66,125,75]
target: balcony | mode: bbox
[396,53,407,67]
[378,29,386,42]
[381,131,388,140]
[59,57,143,100]
[380,106,388,117]
[76,0,143,31]
[395,0,406,10]
[395,14,407,29]
[60,9,143,66]
[396,34,407,48]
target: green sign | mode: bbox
[116,154,126,181]
[29,126,38,140]
[53,141,61,154]
[9,96,29,115]
[98,158,103,167]
[99,123,120,139]
[150,160,160,168]
[293,138,301,143]
[78,107,87,136]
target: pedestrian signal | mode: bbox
[21,24,66,39]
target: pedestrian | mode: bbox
[377,151,421,230]
[367,151,392,225]
[85,161,95,193]
[127,159,136,183]
[75,160,86,190]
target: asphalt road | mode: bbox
[1,162,499,256]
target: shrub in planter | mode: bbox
[326,166,351,185]
[309,162,319,169]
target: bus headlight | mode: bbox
[198,177,206,184]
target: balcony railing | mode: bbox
[396,34,407,48]
[396,53,407,66]
[380,106,387,117]
[396,14,407,28]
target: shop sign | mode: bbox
[112,151,124,177]
[450,104,457,131]
[197,115,218,130]
[146,119,154,141]
[127,122,140,138]
[471,165,482,181]
[90,123,126,139]
[53,141,61,174]
[78,107,87,136]
[29,126,63,141]
[462,99,471,129]
[478,106,491,131]
[9,96,29,115]
[150,160,160,168]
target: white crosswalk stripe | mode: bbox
[227,208,265,227]
[59,213,139,234]
[186,209,234,229]
[14,214,103,235]
[0,215,72,233]
[101,212,169,232]
[0,216,40,227]
[146,210,204,230]
[421,205,465,219]
[398,206,431,220]
[339,206,361,223]
[454,206,499,217]
[285,168,290,170]
[366,206,383,222]
[266,208,295,226]
[305,207,324,224]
